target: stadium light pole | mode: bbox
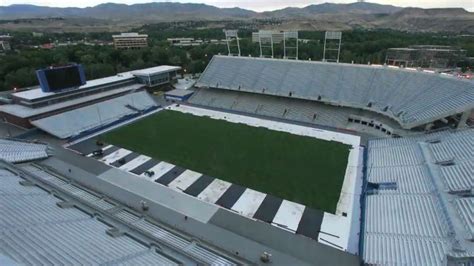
[223,30,241,56]
[258,31,274,58]
[283,31,298,60]
[323,31,342,63]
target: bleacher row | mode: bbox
[366,129,454,148]
[189,87,403,135]
[440,161,473,192]
[363,128,474,265]
[31,91,158,139]
[367,166,433,194]
[0,139,50,163]
[196,56,474,128]
[0,164,236,265]
[429,134,473,162]
[455,198,474,238]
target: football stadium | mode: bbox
[0,55,472,265]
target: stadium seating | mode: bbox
[363,128,473,265]
[2,163,235,265]
[439,161,473,192]
[31,91,157,139]
[367,166,434,194]
[364,234,448,265]
[454,198,474,239]
[196,56,474,129]
[367,145,424,166]
[0,139,50,163]
[189,88,404,135]
[428,133,473,162]
[365,194,449,237]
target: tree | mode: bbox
[130,59,147,70]
[188,60,206,74]
[150,47,169,65]
[4,67,37,90]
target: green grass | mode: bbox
[102,110,350,213]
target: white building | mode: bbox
[112,33,148,50]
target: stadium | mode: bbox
[0,55,472,265]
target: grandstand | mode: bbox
[0,64,180,140]
[31,91,158,139]
[0,159,244,265]
[0,65,179,125]
[189,87,403,136]
[192,56,473,133]
[0,139,50,162]
[363,128,473,265]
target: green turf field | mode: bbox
[102,110,351,213]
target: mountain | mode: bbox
[374,8,474,33]
[0,2,256,21]
[263,2,401,18]
[262,6,474,33]
[0,2,402,21]
[0,2,472,33]
[389,7,470,17]
[0,4,83,18]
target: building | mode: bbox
[209,39,227,45]
[252,31,285,43]
[0,65,181,131]
[32,32,44,37]
[167,38,226,47]
[0,34,12,52]
[112,33,148,50]
[385,45,467,69]
[251,33,309,44]
[167,37,203,47]
[131,65,181,87]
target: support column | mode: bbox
[457,109,472,129]
[424,123,434,131]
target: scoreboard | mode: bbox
[36,64,86,92]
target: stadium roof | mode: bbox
[12,72,135,101]
[0,84,143,118]
[197,56,474,129]
[11,64,180,102]
[112,32,148,38]
[131,65,181,77]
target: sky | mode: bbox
[1,0,473,12]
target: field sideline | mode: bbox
[102,110,351,213]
